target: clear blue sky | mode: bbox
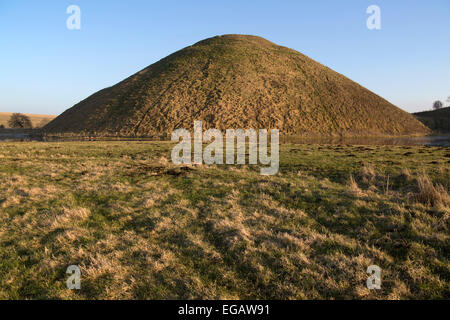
[0,0,449,115]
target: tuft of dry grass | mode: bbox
[360,163,376,183]
[414,172,450,207]
[348,174,363,197]
[400,167,413,181]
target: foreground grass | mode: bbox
[0,141,448,299]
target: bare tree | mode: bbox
[8,113,33,128]
[433,100,443,110]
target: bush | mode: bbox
[8,113,32,129]
[0,124,4,129]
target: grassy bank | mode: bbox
[0,141,448,299]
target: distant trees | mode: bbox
[447,96,450,107]
[433,100,443,110]
[8,113,33,128]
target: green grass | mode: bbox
[0,141,448,299]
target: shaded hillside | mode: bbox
[45,35,429,137]
[413,107,450,133]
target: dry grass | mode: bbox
[400,167,413,181]
[0,141,448,299]
[45,35,429,137]
[360,163,377,183]
[414,171,450,207]
[348,174,363,197]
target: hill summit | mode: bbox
[45,35,429,137]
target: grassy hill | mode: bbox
[413,107,450,133]
[0,112,56,128]
[45,35,429,137]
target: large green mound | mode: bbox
[413,107,450,133]
[45,34,430,137]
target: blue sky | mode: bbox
[0,0,449,115]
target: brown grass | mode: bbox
[360,163,377,183]
[0,142,447,299]
[400,167,413,181]
[348,174,364,197]
[45,34,429,137]
[414,172,450,207]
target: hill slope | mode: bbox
[413,107,450,133]
[0,112,56,128]
[45,35,429,137]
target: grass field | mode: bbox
[0,112,56,128]
[0,141,448,299]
